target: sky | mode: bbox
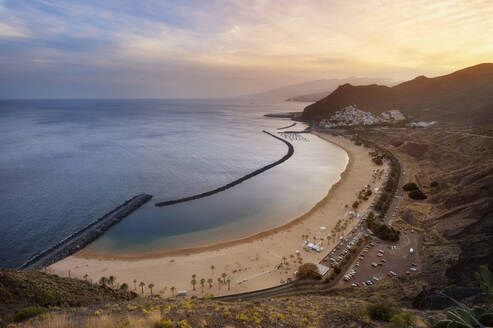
[0,0,492,98]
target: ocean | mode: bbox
[0,99,347,268]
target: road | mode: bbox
[213,140,409,301]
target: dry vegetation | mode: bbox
[358,123,493,288]
[14,293,412,328]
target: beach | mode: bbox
[48,133,382,297]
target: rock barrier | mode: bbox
[155,131,293,207]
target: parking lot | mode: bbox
[335,230,420,288]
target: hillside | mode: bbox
[0,270,137,325]
[302,63,493,122]
[240,77,392,101]
[355,124,493,287]
[1,269,436,327]
[285,90,332,102]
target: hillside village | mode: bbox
[318,106,406,128]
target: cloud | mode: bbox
[0,22,29,38]
[1,0,492,98]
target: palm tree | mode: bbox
[191,278,197,291]
[282,256,287,265]
[99,276,107,287]
[200,278,205,293]
[207,278,213,289]
[148,283,154,295]
[221,273,227,284]
[226,278,231,290]
[133,279,137,291]
[210,265,215,273]
[108,275,116,288]
[120,283,128,291]
[139,281,145,294]
[170,286,176,296]
[217,278,222,290]
[83,274,88,281]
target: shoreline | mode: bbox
[75,133,352,261]
[49,132,380,297]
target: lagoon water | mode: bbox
[0,99,347,268]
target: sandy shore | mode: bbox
[48,133,382,297]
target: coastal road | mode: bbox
[386,156,406,226]
[213,138,408,301]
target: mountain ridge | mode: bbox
[239,77,394,101]
[302,63,493,122]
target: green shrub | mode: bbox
[408,189,427,200]
[352,201,359,209]
[367,218,400,242]
[390,312,414,328]
[296,263,321,280]
[402,182,418,191]
[373,157,383,165]
[154,319,175,328]
[13,306,48,322]
[366,301,398,322]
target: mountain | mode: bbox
[239,77,393,101]
[302,63,493,122]
[285,90,333,102]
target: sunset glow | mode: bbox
[1,0,492,98]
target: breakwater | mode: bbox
[18,194,152,270]
[155,131,294,207]
[277,123,297,130]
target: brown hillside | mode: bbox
[303,63,493,122]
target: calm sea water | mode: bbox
[0,99,347,268]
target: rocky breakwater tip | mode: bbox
[155,130,294,207]
[18,194,153,270]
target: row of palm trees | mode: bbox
[88,271,232,297]
[190,273,231,292]
[94,275,155,295]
